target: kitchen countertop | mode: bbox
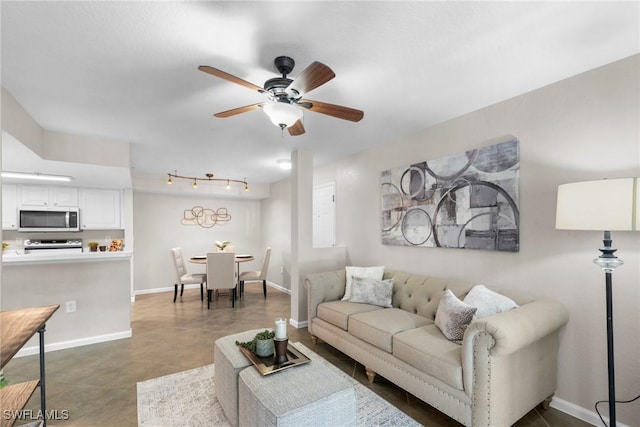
[2,250,132,265]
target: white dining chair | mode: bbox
[206,252,237,309]
[239,247,271,298]
[170,247,206,303]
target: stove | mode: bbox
[24,239,84,254]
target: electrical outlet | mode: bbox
[65,300,77,313]
[280,266,284,274]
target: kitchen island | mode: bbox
[2,251,133,356]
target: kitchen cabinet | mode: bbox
[0,305,59,427]
[79,189,122,229]
[20,185,78,207]
[2,184,18,230]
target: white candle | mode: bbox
[275,318,287,339]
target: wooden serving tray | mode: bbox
[239,344,311,375]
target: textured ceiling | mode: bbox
[2,1,638,188]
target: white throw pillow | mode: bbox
[463,285,519,319]
[435,289,477,343]
[349,277,394,308]
[342,266,385,301]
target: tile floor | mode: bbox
[4,285,590,426]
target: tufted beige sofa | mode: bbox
[305,269,569,427]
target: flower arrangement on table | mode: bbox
[215,240,231,251]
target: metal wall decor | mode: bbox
[181,206,232,228]
[381,139,520,252]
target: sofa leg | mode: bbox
[310,335,319,345]
[365,367,376,384]
[541,394,554,410]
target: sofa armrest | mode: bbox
[461,299,569,399]
[463,299,569,356]
[305,270,346,334]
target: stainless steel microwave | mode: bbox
[18,207,80,232]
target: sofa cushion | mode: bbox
[317,301,382,331]
[393,324,464,390]
[463,284,519,319]
[349,277,394,307]
[342,266,385,300]
[349,308,431,352]
[435,290,477,342]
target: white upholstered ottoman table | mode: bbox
[238,342,357,427]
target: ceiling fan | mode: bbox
[198,56,364,136]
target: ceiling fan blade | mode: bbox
[198,65,264,93]
[287,62,335,95]
[299,99,364,122]
[288,120,305,136]
[213,103,264,118]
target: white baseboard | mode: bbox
[133,281,289,296]
[15,329,132,358]
[550,396,631,427]
[290,318,308,329]
[266,281,290,295]
[134,283,200,296]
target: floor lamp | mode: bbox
[556,177,639,427]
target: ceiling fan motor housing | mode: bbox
[264,77,299,100]
[274,56,295,76]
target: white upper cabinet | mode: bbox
[79,189,122,229]
[2,184,19,230]
[20,185,78,207]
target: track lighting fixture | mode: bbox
[166,171,248,191]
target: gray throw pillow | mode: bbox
[435,289,477,343]
[342,266,385,301]
[349,276,394,308]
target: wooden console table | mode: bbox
[0,305,59,427]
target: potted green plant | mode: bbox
[215,240,231,251]
[236,330,275,357]
[88,241,99,252]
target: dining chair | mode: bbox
[206,252,238,309]
[170,247,206,303]
[238,247,271,298]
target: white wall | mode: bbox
[2,258,132,352]
[132,191,265,293]
[261,177,291,289]
[266,55,638,424]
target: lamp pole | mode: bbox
[594,231,623,427]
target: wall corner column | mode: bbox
[290,150,313,325]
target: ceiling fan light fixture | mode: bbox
[263,101,303,128]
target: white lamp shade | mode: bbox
[263,102,303,127]
[555,177,639,231]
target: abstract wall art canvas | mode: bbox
[381,139,519,252]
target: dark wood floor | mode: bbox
[4,285,589,426]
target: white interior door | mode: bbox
[313,182,336,248]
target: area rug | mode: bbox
[137,343,421,427]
